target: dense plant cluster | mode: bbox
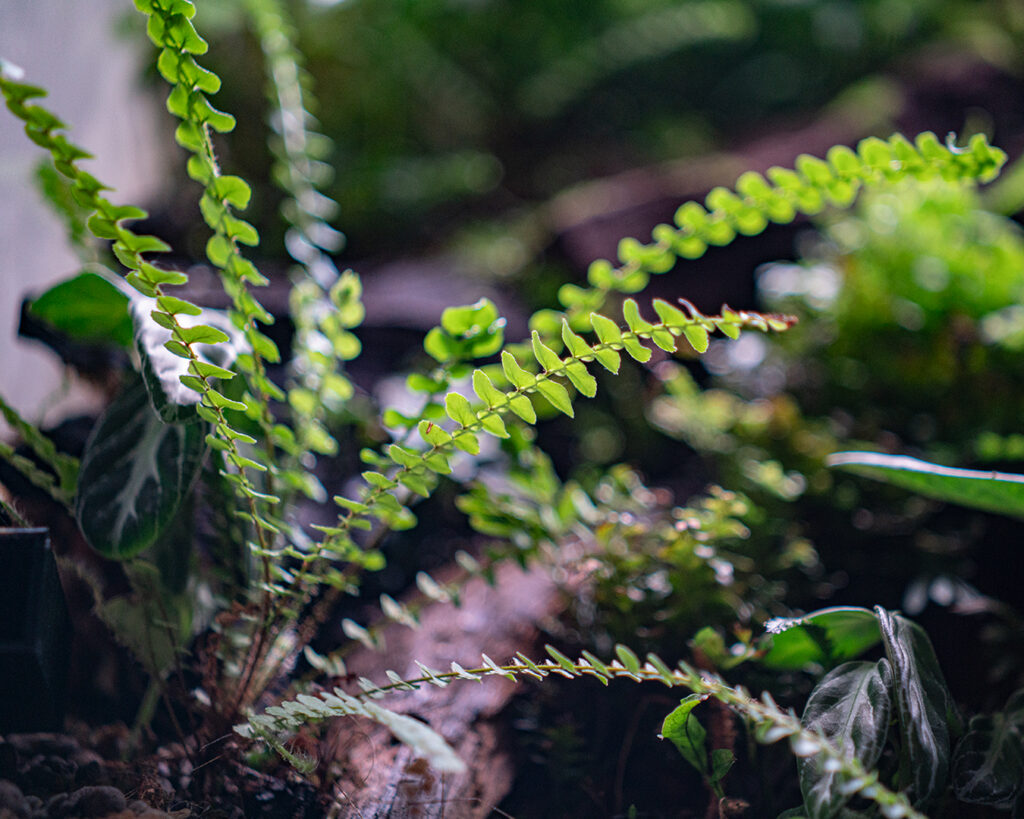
[3,1,1024,817]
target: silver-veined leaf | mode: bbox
[876,607,955,808]
[953,689,1024,806]
[828,451,1024,519]
[75,377,207,559]
[799,659,893,819]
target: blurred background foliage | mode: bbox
[136,0,1024,260]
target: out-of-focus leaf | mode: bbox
[762,607,880,670]
[877,607,954,808]
[28,270,132,347]
[828,451,1024,519]
[75,377,207,559]
[94,560,191,675]
[799,659,893,818]
[953,689,1024,806]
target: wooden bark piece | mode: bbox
[328,559,571,818]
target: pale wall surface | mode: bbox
[0,0,164,420]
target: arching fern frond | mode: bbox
[238,644,926,819]
[317,299,794,558]
[243,0,362,491]
[556,133,1007,332]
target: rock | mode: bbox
[0,779,30,818]
[47,785,126,818]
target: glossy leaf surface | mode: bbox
[877,607,954,808]
[28,271,132,347]
[762,607,881,670]
[828,451,1024,519]
[799,660,892,818]
[75,378,207,559]
[660,695,709,777]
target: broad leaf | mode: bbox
[876,607,955,808]
[953,689,1024,806]
[762,607,881,670]
[75,377,207,559]
[28,270,132,347]
[660,695,709,777]
[799,660,893,819]
[828,451,1024,519]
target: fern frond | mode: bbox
[244,0,362,482]
[136,0,283,495]
[556,132,1007,332]
[236,685,466,774]
[240,645,925,818]
[1,51,279,583]
[318,299,792,556]
[0,395,78,507]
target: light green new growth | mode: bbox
[318,300,796,553]
[559,132,1007,330]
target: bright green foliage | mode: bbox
[661,695,735,798]
[3,2,1020,809]
[324,298,794,553]
[561,134,1006,331]
[0,58,276,559]
[762,607,882,671]
[27,271,132,347]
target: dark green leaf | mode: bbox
[799,660,893,818]
[827,451,1024,519]
[75,377,207,559]
[877,607,954,808]
[762,607,881,670]
[953,689,1024,806]
[28,271,132,346]
[710,748,735,784]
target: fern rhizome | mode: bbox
[0,0,1011,815]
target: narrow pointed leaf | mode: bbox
[877,607,954,808]
[828,452,1024,519]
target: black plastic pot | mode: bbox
[0,528,71,732]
